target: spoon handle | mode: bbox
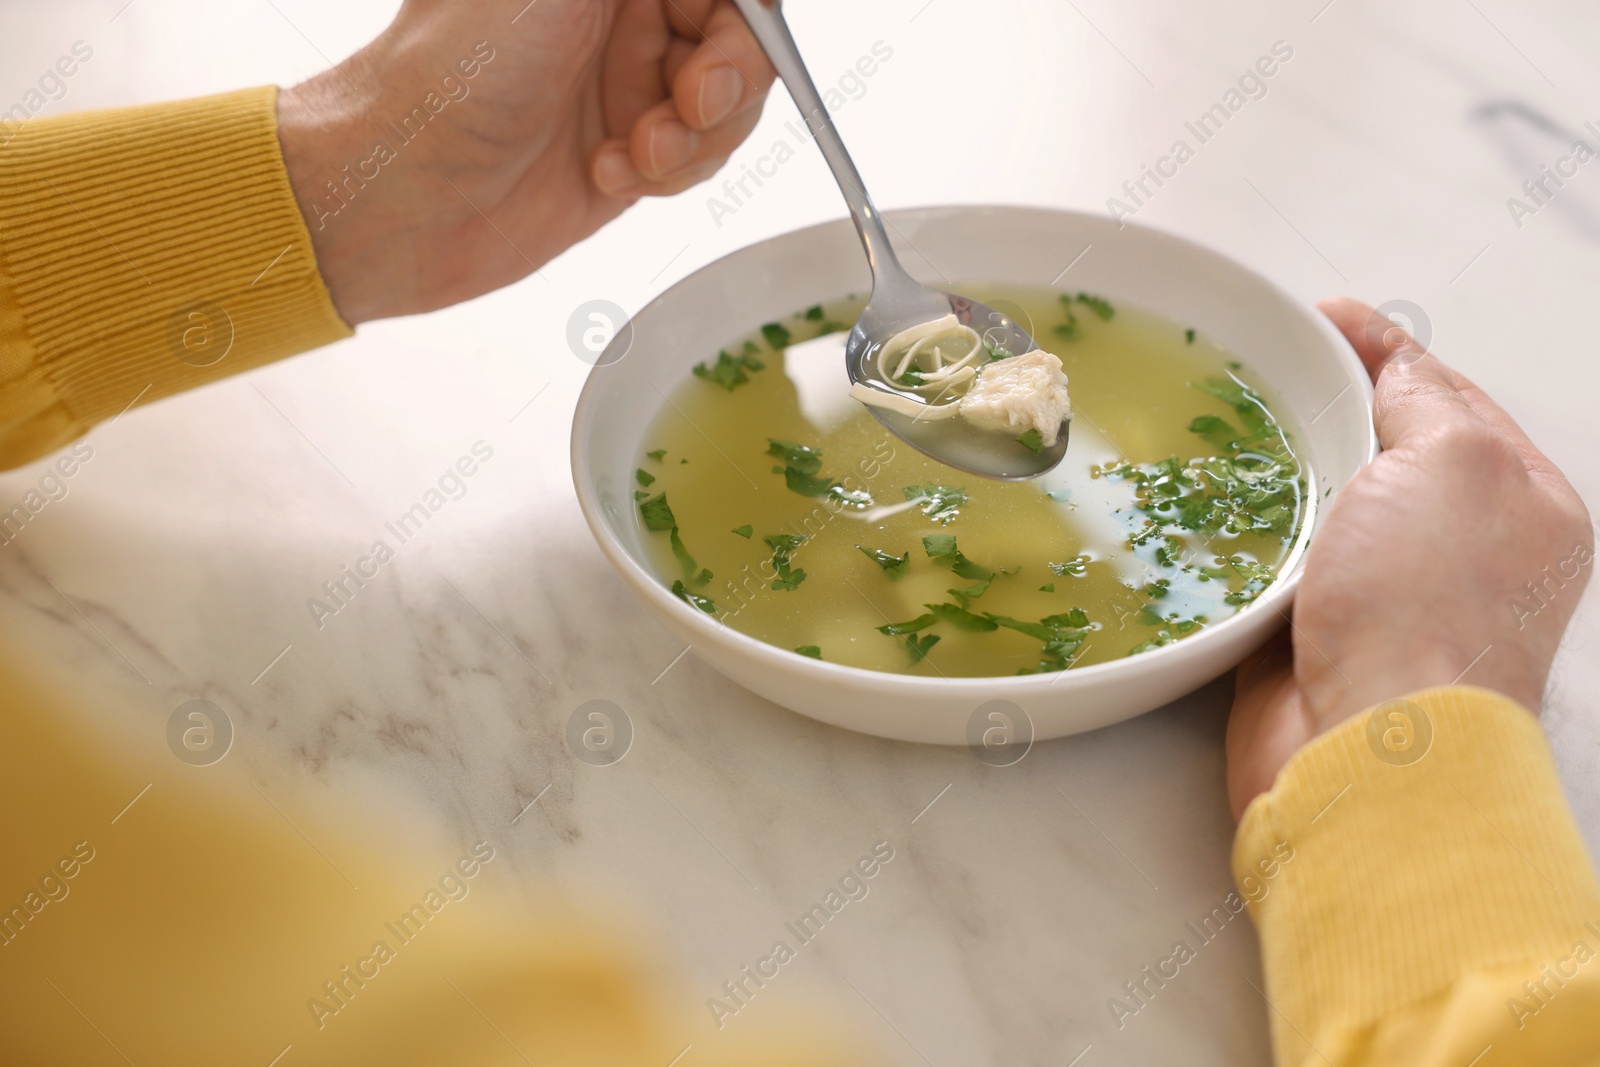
[729,0,906,283]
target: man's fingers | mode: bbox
[1319,297,1564,482]
[1319,294,1489,454]
[604,0,673,136]
[594,93,764,196]
[1317,296,1421,384]
[671,2,776,130]
[1369,353,1476,452]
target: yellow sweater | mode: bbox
[2,89,1597,1066]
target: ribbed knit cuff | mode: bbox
[0,86,351,466]
[1236,686,1600,1062]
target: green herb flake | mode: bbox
[767,439,822,474]
[1040,583,1055,592]
[1016,428,1046,453]
[904,633,941,662]
[948,578,992,608]
[877,614,936,636]
[857,546,910,576]
[761,322,792,350]
[794,645,823,659]
[1076,292,1115,320]
[1188,414,1239,454]
[764,533,810,592]
[985,614,1056,641]
[925,602,999,631]
[803,305,825,321]
[1042,608,1092,629]
[983,338,1014,362]
[671,580,717,614]
[635,468,656,487]
[669,527,710,585]
[1048,556,1089,578]
[904,484,967,525]
[1185,329,1196,344]
[922,534,996,581]
[732,525,753,539]
[693,348,766,391]
[1005,608,1095,674]
[639,493,676,532]
[634,490,650,501]
[769,440,873,507]
[1130,632,1177,656]
[647,449,667,462]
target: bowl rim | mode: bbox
[571,203,1379,694]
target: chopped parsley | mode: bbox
[732,524,753,539]
[904,484,967,524]
[1188,414,1240,454]
[1185,328,1196,345]
[1017,428,1046,453]
[923,535,996,581]
[925,602,999,631]
[1096,449,1299,539]
[1191,376,1294,462]
[768,439,873,507]
[1040,583,1055,592]
[794,645,823,659]
[768,439,821,473]
[671,580,716,614]
[1203,555,1277,605]
[803,305,825,321]
[1055,297,1081,341]
[947,578,992,608]
[877,614,935,636]
[983,338,1014,362]
[636,468,656,487]
[903,633,941,662]
[761,322,792,350]
[1008,608,1094,674]
[693,345,766,390]
[1076,292,1114,320]
[1130,632,1177,656]
[639,493,676,532]
[857,546,909,576]
[764,533,809,591]
[669,527,712,585]
[634,490,650,501]
[647,449,667,462]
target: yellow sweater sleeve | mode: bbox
[1236,686,1600,1066]
[0,86,350,468]
[0,655,872,1066]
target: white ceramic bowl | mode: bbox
[572,206,1377,744]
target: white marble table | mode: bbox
[3,1,1597,1063]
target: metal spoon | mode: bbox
[730,0,1069,479]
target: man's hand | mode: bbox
[276,0,776,324]
[1226,298,1595,817]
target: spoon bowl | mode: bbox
[732,0,1070,479]
[846,286,1069,479]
